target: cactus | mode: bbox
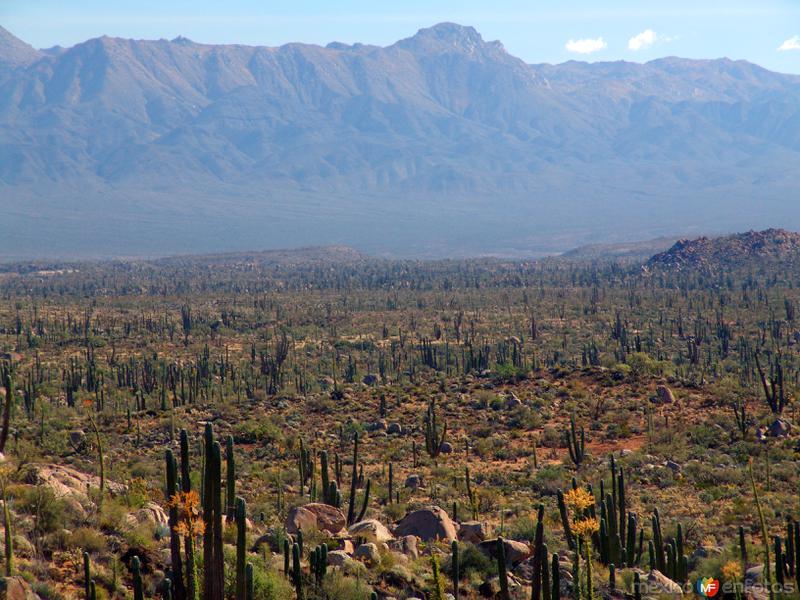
[573,537,582,600]
[557,490,575,550]
[311,543,328,585]
[0,366,13,454]
[634,572,642,600]
[750,459,775,600]
[292,542,304,600]
[1,478,11,577]
[165,449,186,600]
[246,563,254,600]
[283,538,290,577]
[565,413,585,467]
[132,556,144,600]
[430,552,446,600]
[542,543,551,600]
[202,424,224,600]
[465,466,478,520]
[532,504,545,600]
[346,433,364,526]
[388,462,394,505]
[451,540,460,598]
[739,525,748,567]
[609,564,615,590]
[552,553,560,600]
[86,410,105,509]
[83,551,91,599]
[226,435,236,520]
[497,537,511,600]
[424,397,447,460]
[235,497,247,600]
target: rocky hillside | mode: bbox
[646,228,800,270]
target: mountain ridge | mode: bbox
[647,229,800,271]
[1,23,800,258]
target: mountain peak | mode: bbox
[0,25,40,68]
[396,22,505,55]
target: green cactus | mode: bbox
[245,563,254,600]
[557,490,575,550]
[497,537,511,600]
[451,540,460,599]
[226,435,236,521]
[551,553,560,600]
[165,449,186,600]
[565,413,585,467]
[202,425,224,600]
[424,398,447,460]
[235,497,247,600]
[83,551,91,599]
[132,556,144,600]
[292,542,304,600]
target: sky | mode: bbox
[2,0,799,73]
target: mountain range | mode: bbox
[1,23,799,259]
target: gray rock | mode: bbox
[439,441,453,454]
[404,474,422,490]
[394,506,457,542]
[387,422,403,435]
[769,418,791,438]
[354,542,380,565]
[647,569,683,596]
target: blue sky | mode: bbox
[2,0,799,73]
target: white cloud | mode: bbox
[778,35,800,51]
[628,29,658,51]
[565,37,606,54]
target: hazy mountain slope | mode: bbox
[0,23,799,258]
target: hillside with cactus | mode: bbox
[0,246,799,599]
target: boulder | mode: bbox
[0,577,41,600]
[22,464,126,517]
[394,507,457,542]
[130,501,170,529]
[285,503,346,535]
[458,521,488,544]
[769,418,791,438]
[348,519,394,543]
[362,374,381,386]
[654,385,676,404]
[387,423,403,435]
[326,550,354,568]
[647,570,683,596]
[404,474,422,490]
[354,542,381,566]
[504,393,523,409]
[389,535,419,559]
[478,538,532,566]
[439,441,453,454]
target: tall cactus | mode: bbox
[497,538,511,600]
[202,425,224,600]
[424,397,447,460]
[226,435,236,521]
[451,540,460,599]
[132,556,144,600]
[565,413,585,467]
[235,497,247,600]
[165,449,186,600]
[83,551,91,599]
[1,477,12,577]
[292,543,304,600]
